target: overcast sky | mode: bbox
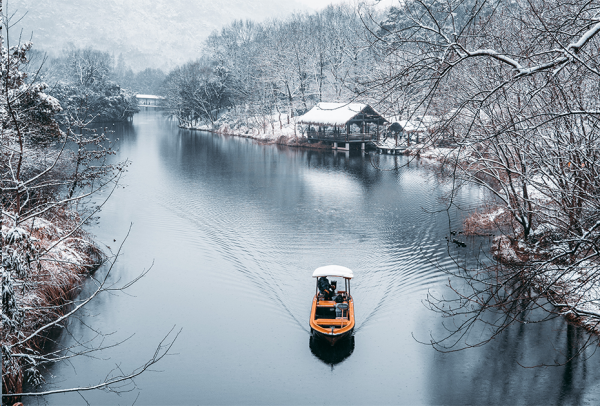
[299,0,395,10]
[297,0,352,9]
[9,0,398,70]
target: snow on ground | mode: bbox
[375,137,405,150]
[181,112,302,143]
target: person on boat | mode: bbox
[318,276,335,300]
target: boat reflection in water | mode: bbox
[309,335,355,367]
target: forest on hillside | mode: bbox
[163,4,383,128]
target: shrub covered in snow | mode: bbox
[1,211,103,397]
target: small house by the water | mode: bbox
[136,94,165,107]
[297,103,388,151]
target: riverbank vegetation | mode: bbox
[0,23,176,400]
[1,211,102,400]
[374,0,600,352]
[1,37,115,397]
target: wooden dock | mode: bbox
[306,133,375,150]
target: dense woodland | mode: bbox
[26,47,167,124]
[163,4,384,127]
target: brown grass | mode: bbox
[2,208,103,400]
[463,206,515,236]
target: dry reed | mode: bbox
[2,208,103,402]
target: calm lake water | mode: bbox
[34,110,600,405]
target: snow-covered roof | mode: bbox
[312,265,354,279]
[136,94,165,99]
[375,138,406,150]
[297,102,387,126]
[399,119,428,132]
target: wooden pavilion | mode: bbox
[297,103,388,150]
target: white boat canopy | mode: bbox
[312,265,354,279]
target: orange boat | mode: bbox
[309,265,355,345]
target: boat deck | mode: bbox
[310,294,355,344]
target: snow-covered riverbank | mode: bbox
[179,113,334,149]
[179,115,456,154]
[2,211,103,398]
[395,139,600,338]
[462,205,600,336]
[493,232,600,335]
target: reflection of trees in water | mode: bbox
[304,150,384,189]
[309,335,355,367]
[164,129,386,191]
[427,307,599,405]
[94,118,138,147]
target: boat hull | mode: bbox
[309,295,355,346]
[311,327,354,345]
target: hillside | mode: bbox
[9,0,309,70]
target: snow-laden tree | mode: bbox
[166,4,381,128]
[45,47,139,123]
[370,0,600,354]
[162,57,234,127]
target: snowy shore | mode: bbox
[494,232,600,335]
[180,115,454,154]
[179,113,333,149]
[387,140,600,337]
[463,206,600,335]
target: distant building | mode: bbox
[136,94,165,107]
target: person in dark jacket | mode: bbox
[318,276,335,300]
